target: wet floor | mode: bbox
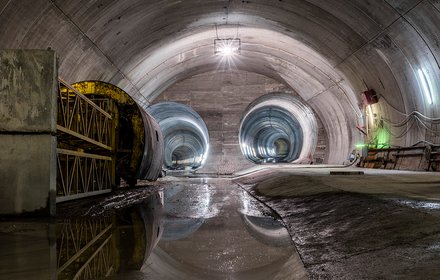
[134,178,307,280]
[4,167,440,279]
[0,178,307,280]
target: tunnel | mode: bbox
[147,102,209,171]
[1,1,439,170]
[239,93,318,164]
[1,1,440,279]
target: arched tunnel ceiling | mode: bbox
[1,0,440,162]
[0,0,419,87]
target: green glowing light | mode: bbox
[374,126,391,149]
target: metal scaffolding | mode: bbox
[56,79,116,202]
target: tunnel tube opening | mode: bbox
[171,145,197,169]
[147,102,209,171]
[273,138,290,158]
[240,93,318,164]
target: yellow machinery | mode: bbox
[56,79,116,202]
[56,80,164,202]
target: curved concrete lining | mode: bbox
[1,1,439,164]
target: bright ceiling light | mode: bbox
[220,45,234,56]
[214,38,240,56]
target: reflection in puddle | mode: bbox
[56,192,163,280]
[138,179,306,280]
[0,179,306,280]
[57,218,113,279]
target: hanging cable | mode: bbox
[381,94,440,121]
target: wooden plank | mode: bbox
[392,153,424,157]
[330,171,364,175]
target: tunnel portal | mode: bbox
[147,102,210,171]
[239,93,318,164]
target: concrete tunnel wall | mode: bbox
[0,1,440,167]
[155,70,328,174]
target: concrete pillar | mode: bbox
[0,50,58,216]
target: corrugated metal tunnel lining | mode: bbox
[240,93,318,164]
[241,108,304,163]
[147,102,209,171]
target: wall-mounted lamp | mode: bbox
[214,38,241,56]
[417,68,433,105]
[361,89,378,105]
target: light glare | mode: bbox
[418,69,433,105]
[219,45,234,56]
[214,38,240,56]
[367,105,374,126]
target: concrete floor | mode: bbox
[234,164,440,279]
[234,164,440,200]
[1,165,440,279]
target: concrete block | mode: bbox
[0,135,56,216]
[0,222,56,279]
[0,50,57,133]
[0,50,58,216]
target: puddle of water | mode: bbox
[57,192,164,280]
[138,179,304,280]
[384,196,440,217]
[0,178,307,280]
